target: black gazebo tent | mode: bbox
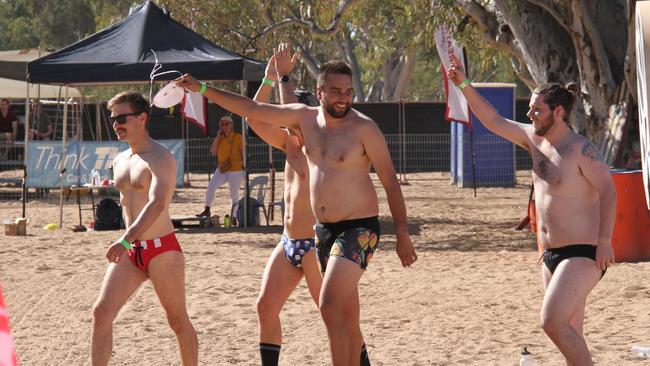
[27,1,264,84]
[26,0,265,227]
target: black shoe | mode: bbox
[196,208,211,217]
[231,217,238,227]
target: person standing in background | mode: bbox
[196,115,244,225]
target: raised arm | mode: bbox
[447,54,530,149]
[246,46,297,151]
[578,140,617,270]
[361,121,417,267]
[176,74,305,129]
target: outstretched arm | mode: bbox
[447,54,530,149]
[176,74,305,129]
[362,121,417,267]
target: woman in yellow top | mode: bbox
[196,116,244,221]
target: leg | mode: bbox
[148,251,198,366]
[91,256,147,366]
[540,258,601,366]
[319,257,364,366]
[256,243,304,345]
[303,252,367,364]
[226,170,244,218]
[204,169,228,207]
[301,249,323,307]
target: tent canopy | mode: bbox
[0,77,82,99]
[0,49,46,81]
[27,1,265,85]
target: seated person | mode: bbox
[28,101,53,141]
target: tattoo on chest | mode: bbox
[581,143,603,163]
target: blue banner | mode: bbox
[26,140,185,188]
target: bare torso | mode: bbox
[113,143,175,240]
[282,132,315,239]
[530,132,600,248]
[300,109,379,223]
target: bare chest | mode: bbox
[114,156,151,191]
[303,126,364,167]
[531,144,584,190]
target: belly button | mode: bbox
[541,227,548,233]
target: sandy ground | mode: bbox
[1,173,650,365]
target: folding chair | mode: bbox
[247,175,270,226]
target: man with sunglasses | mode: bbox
[195,115,244,223]
[91,91,198,366]
[178,57,417,366]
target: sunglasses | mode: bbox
[110,112,141,124]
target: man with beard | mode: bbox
[447,54,616,365]
[91,91,198,366]
[177,60,417,366]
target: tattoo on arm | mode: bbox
[581,142,604,163]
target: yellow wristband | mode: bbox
[457,79,471,89]
[199,82,207,94]
[119,238,132,250]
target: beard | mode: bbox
[325,102,351,118]
[533,115,555,136]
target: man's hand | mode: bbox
[395,230,417,267]
[595,242,615,271]
[105,241,128,263]
[446,54,466,86]
[274,43,298,78]
[176,74,202,93]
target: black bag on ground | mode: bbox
[236,196,260,226]
[94,198,124,231]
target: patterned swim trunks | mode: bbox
[314,216,380,272]
[281,234,316,268]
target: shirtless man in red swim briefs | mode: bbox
[90,91,197,366]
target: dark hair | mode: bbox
[295,90,319,106]
[0,98,9,104]
[533,82,578,122]
[107,91,150,116]
[317,61,352,86]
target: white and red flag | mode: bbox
[435,26,470,125]
[181,92,208,135]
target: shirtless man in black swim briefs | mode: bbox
[248,43,371,366]
[448,54,616,366]
[90,91,197,366]
[177,58,417,366]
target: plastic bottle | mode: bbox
[223,214,231,228]
[91,169,100,186]
[631,345,650,359]
[520,347,534,366]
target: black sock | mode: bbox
[360,343,371,366]
[259,343,281,366]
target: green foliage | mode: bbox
[0,0,522,101]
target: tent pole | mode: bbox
[59,86,69,228]
[95,97,101,141]
[241,80,249,228]
[23,80,31,218]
